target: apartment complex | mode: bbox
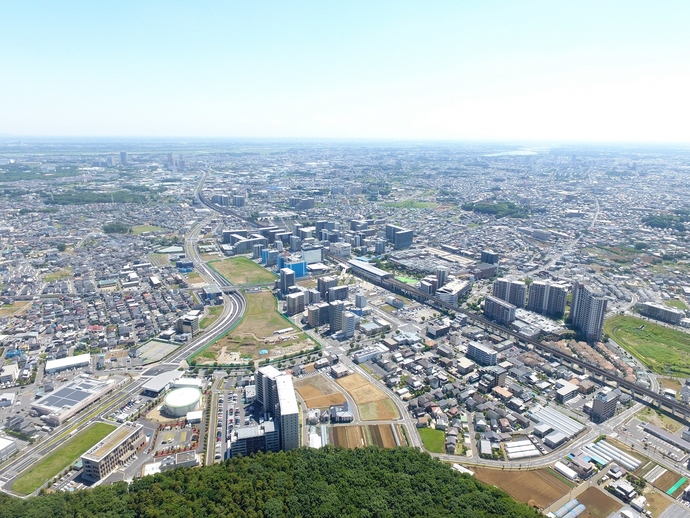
[570,281,607,342]
[527,281,568,319]
[253,366,299,452]
[484,295,516,326]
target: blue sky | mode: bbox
[1,1,689,142]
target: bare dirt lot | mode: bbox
[368,424,397,448]
[294,375,346,409]
[473,467,570,510]
[577,487,621,518]
[654,470,684,493]
[331,425,398,449]
[336,373,399,421]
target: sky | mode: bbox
[1,1,689,142]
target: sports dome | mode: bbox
[163,387,201,417]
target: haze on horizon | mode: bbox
[1,1,689,143]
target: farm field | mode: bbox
[473,467,570,510]
[192,291,313,364]
[330,424,398,449]
[653,469,685,495]
[0,302,27,317]
[13,423,116,495]
[294,375,346,409]
[418,428,445,453]
[209,257,276,285]
[577,487,621,518]
[336,373,399,421]
[603,315,690,376]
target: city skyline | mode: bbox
[2,1,690,142]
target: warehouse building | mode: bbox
[82,422,144,481]
[0,437,17,461]
[45,354,92,374]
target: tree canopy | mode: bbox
[0,447,539,518]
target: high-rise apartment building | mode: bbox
[483,295,516,325]
[570,281,607,342]
[480,250,500,265]
[252,367,299,452]
[318,276,338,299]
[342,311,356,338]
[491,279,526,308]
[279,268,295,294]
[285,292,305,316]
[120,151,128,165]
[328,300,344,332]
[527,281,568,318]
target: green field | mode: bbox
[200,305,223,329]
[209,257,277,285]
[43,268,72,281]
[13,422,116,495]
[397,276,419,285]
[383,200,438,210]
[665,299,688,310]
[418,428,445,453]
[604,315,690,375]
[131,224,165,235]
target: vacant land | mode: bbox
[383,200,438,210]
[193,291,312,364]
[473,467,570,510]
[148,253,171,267]
[643,489,672,517]
[209,257,276,285]
[577,487,621,518]
[665,299,688,310]
[636,407,684,433]
[336,373,399,421]
[295,375,346,409]
[418,428,445,453]
[131,224,164,235]
[604,315,690,376]
[0,302,27,317]
[331,425,398,449]
[13,423,116,495]
[44,268,72,281]
[200,305,223,329]
[186,271,203,284]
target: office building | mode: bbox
[467,341,497,366]
[342,311,356,338]
[286,292,305,316]
[436,266,448,288]
[279,268,296,295]
[289,235,301,252]
[120,151,128,165]
[591,389,620,423]
[328,300,344,332]
[527,281,568,319]
[570,282,607,342]
[328,285,348,302]
[492,278,526,308]
[484,295,516,326]
[318,276,338,299]
[82,423,144,481]
[385,224,414,249]
[176,312,200,336]
[481,250,500,265]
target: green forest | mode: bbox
[0,447,539,518]
[461,201,530,219]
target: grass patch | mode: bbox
[396,276,419,285]
[209,257,277,285]
[604,314,690,376]
[0,302,27,317]
[131,225,164,235]
[418,428,445,453]
[43,268,72,281]
[636,407,683,433]
[665,299,688,310]
[13,422,116,495]
[200,305,223,329]
[186,271,203,283]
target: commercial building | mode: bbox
[385,224,414,249]
[591,389,619,423]
[570,282,607,342]
[492,278,526,308]
[32,376,118,426]
[45,354,91,374]
[0,364,19,384]
[0,437,17,461]
[229,422,280,457]
[141,370,183,396]
[484,295,516,325]
[466,341,497,366]
[435,278,472,306]
[527,281,568,319]
[82,422,144,481]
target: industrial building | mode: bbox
[32,376,118,426]
[163,387,201,418]
[82,422,144,481]
[0,437,17,460]
[45,354,92,374]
